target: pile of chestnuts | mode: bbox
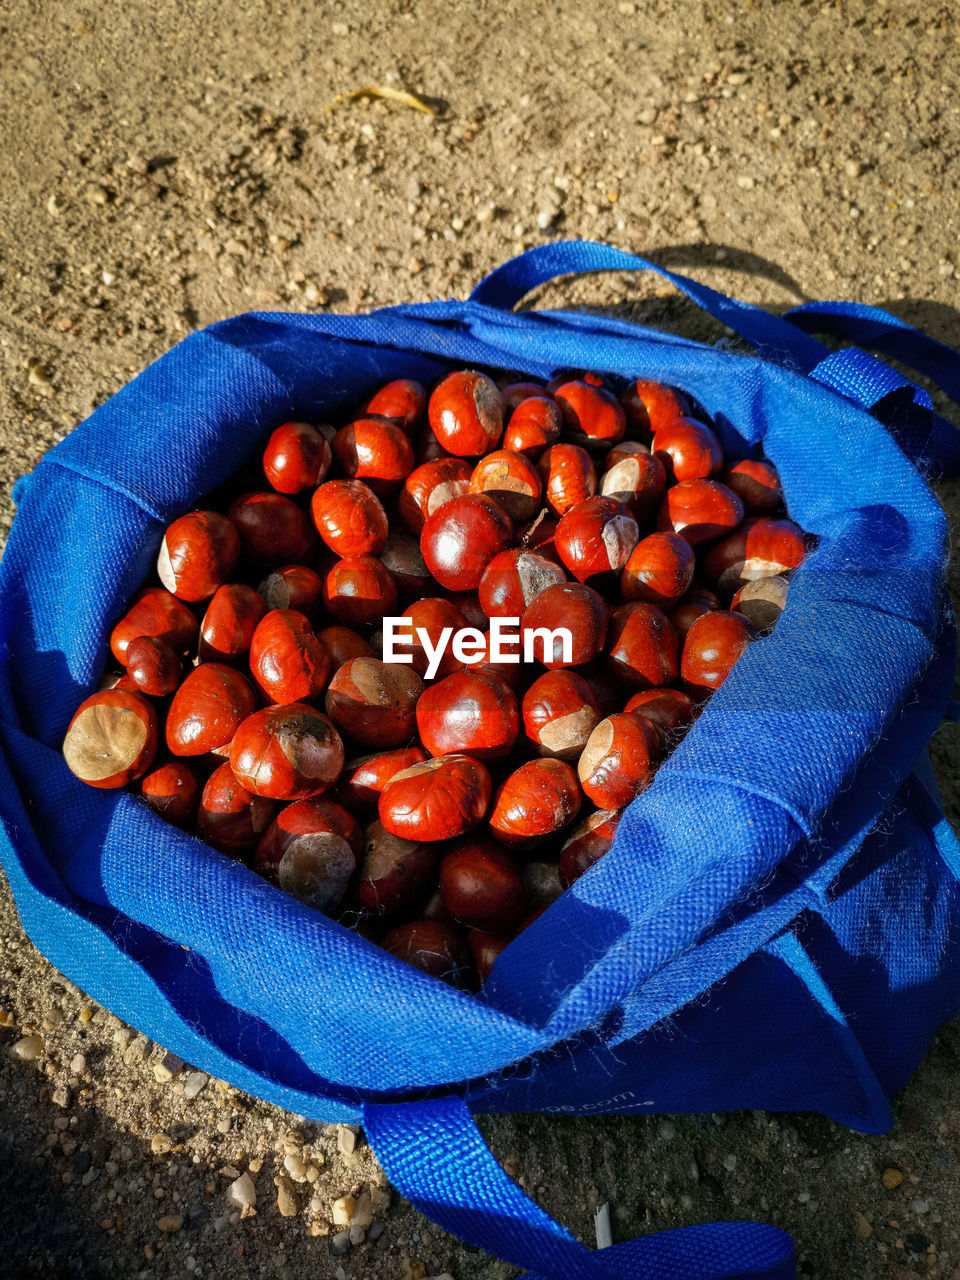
[62,368,809,989]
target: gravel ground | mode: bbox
[2,2,960,1277]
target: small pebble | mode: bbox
[855,1212,873,1239]
[151,1134,173,1155]
[332,1194,355,1225]
[351,1192,373,1228]
[70,1054,86,1074]
[283,1154,307,1182]
[126,153,150,175]
[42,1007,64,1030]
[217,1117,231,1135]
[658,1120,677,1142]
[227,1172,256,1210]
[154,1052,183,1084]
[368,1220,384,1242]
[349,1223,366,1246]
[337,1125,359,1156]
[157,1214,183,1233]
[722,1154,737,1172]
[83,183,109,206]
[637,107,658,125]
[911,1198,930,1215]
[883,1168,905,1190]
[276,1178,298,1218]
[11,1034,43,1062]
[330,1230,351,1256]
[183,1071,207,1101]
[52,1084,72,1108]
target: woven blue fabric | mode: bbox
[1,240,959,1278]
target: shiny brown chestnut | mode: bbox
[537,443,597,516]
[722,458,783,515]
[559,809,623,887]
[554,380,626,449]
[230,703,345,799]
[381,920,471,986]
[378,532,434,602]
[263,420,332,494]
[140,760,201,828]
[124,635,181,697]
[310,479,389,558]
[520,582,608,669]
[332,417,416,497]
[228,491,315,564]
[680,610,757,698]
[600,446,667,521]
[606,602,680,689]
[468,930,513,985]
[487,758,582,850]
[316,625,376,670]
[670,587,722,639]
[619,379,690,438]
[392,598,469,679]
[502,396,563,458]
[359,378,426,432]
[501,381,549,413]
[249,609,331,704]
[577,713,662,809]
[621,532,695,609]
[321,555,398,627]
[468,449,543,524]
[652,417,723,483]
[731,574,790,630]
[356,820,440,916]
[699,517,807,594]
[253,796,362,912]
[657,479,744,546]
[398,458,472,535]
[156,510,240,603]
[420,494,514,593]
[258,564,324,619]
[63,689,159,789]
[554,496,639,585]
[110,587,199,666]
[197,762,277,856]
[623,687,698,736]
[428,370,505,457]
[337,746,429,812]
[378,754,492,842]
[416,670,519,761]
[198,584,267,664]
[439,839,527,932]
[522,857,565,908]
[166,664,257,757]
[324,657,424,747]
[522,670,601,760]
[478,548,567,621]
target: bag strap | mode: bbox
[364,1096,796,1280]
[468,240,960,472]
[468,239,826,370]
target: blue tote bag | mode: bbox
[2,240,960,1279]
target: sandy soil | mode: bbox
[2,1,960,1277]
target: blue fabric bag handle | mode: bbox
[469,239,826,370]
[364,1096,796,1280]
[469,239,960,472]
